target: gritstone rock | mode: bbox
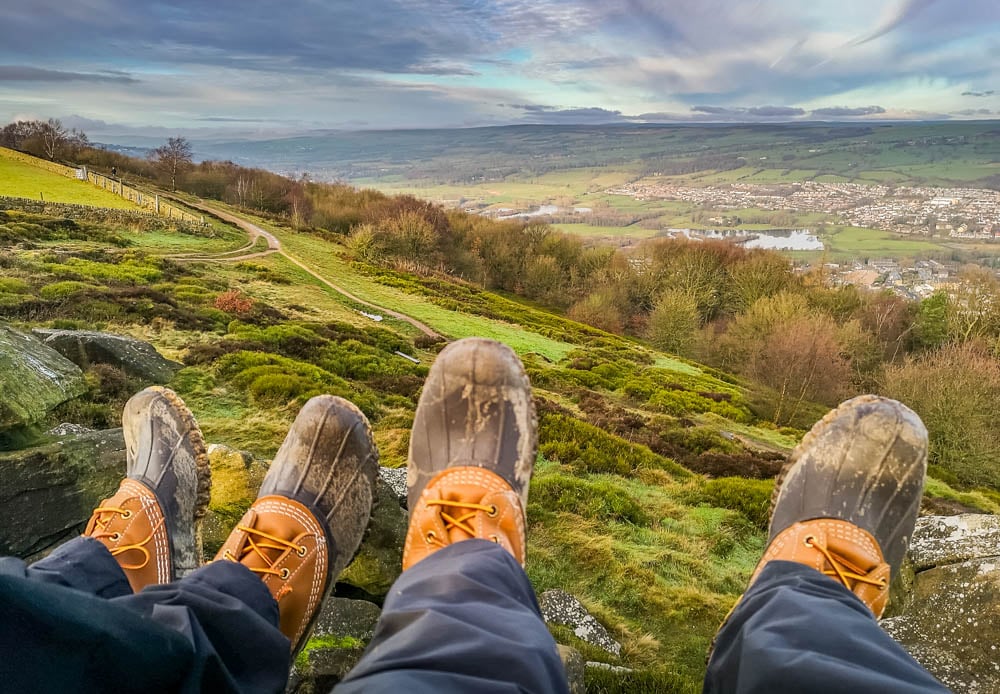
[557,645,586,694]
[0,324,86,430]
[338,476,407,597]
[287,599,380,693]
[32,328,183,383]
[378,466,407,506]
[539,589,622,657]
[883,514,1000,693]
[0,428,126,558]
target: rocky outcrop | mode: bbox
[33,328,183,383]
[338,475,407,596]
[0,428,126,558]
[557,645,585,694]
[540,589,622,657]
[288,598,382,692]
[883,514,1000,693]
[377,466,407,505]
[0,324,86,431]
[201,444,269,557]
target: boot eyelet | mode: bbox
[487,505,498,517]
[804,536,816,547]
[297,545,308,557]
[280,568,290,580]
[110,532,121,542]
[489,535,500,543]
[120,510,133,520]
[425,531,437,544]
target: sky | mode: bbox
[0,0,998,136]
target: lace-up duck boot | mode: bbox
[216,395,378,655]
[84,386,211,593]
[750,394,928,618]
[403,337,536,570]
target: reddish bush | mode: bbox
[214,289,254,315]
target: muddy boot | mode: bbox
[84,386,212,592]
[216,395,378,655]
[403,337,536,570]
[750,395,927,618]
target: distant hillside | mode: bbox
[189,121,1000,188]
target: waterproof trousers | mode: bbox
[0,540,949,693]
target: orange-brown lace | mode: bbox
[424,500,498,547]
[88,506,158,570]
[804,535,887,589]
[223,525,306,585]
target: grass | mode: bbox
[0,148,141,209]
[273,230,579,360]
[820,226,945,258]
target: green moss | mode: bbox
[294,634,367,669]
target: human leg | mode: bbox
[216,394,379,656]
[704,395,949,693]
[19,386,212,596]
[2,389,376,692]
[337,338,567,694]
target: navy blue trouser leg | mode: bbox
[0,537,290,694]
[705,561,950,693]
[337,539,569,694]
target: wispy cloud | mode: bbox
[0,65,138,83]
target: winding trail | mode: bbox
[171,197,440,338]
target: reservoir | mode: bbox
[665,228,824,251]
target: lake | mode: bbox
[665,228,824,251]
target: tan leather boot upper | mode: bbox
[84,478,172,593]
[750,519,892,617]
[404,466,526,571]
[216,496,329,649]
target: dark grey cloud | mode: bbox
[522,107,627,124]
[962,90,995,97]
[0,65,137,83]
[747,106,806,117]
[691,105,805,118]
[811,105,886,117]
[954,108,995,116]
[500,103,555,112]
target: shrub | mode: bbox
[883,342,1000,489]
[0,277,29,294]
[539,413,690,478]
[214,290,255,315]
[40,280,92,299]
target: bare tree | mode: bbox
[150,137,193,191]
[40,118,69,160]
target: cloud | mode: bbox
[522,107,627,124]
[0,65,137,83]
[690,105,805,118]
[848,0,942,46]
[500,103,555,112]
[954,108,994,116]
[962,90,995,97]
[811,105,887,117]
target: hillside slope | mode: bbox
[1,159,995,690]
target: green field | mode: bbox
[0,149,140,209]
